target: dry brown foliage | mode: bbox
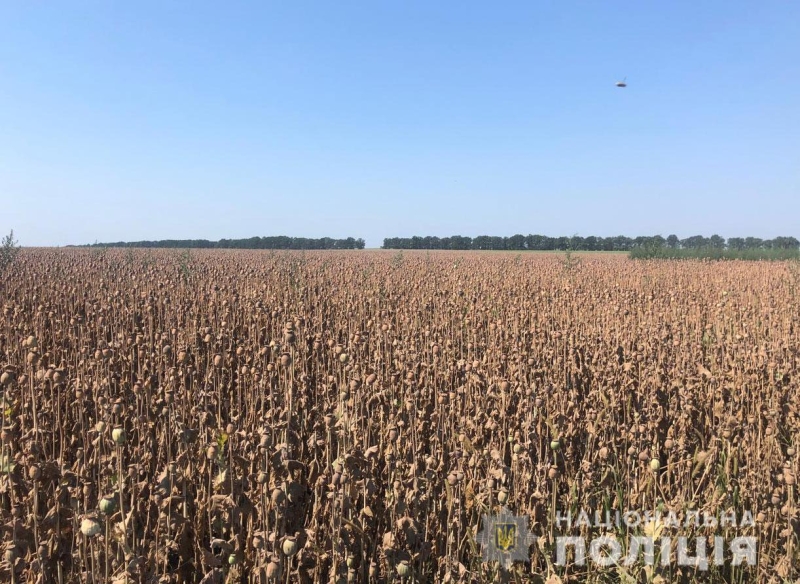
[0,249,797,583]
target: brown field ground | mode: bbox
[0,248,798,583]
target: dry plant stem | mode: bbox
[105,519,110,583]
[117,445,127,556]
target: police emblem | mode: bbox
[476,506,535,569]
[495,523,516,551]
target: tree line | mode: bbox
[75,236,366,250]
[382,234,800,251]
[62,233,800,252]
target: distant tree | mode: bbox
[0,230,20,271]
[421,236,437,249]
[473,236,492,250]
[708,234,726,249]
[666,234,679,249]
[727,237,745,250]
[508,234,526,250]
[681,235,708,249]
[610,236,633,251]
[489,236,506,250]
[554,236,570,250]
[450,236,471,250]
[569,235,585,250]
[744,237,764,249]
[525,235,554,250]
[771,236,800,249]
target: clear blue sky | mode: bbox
[1,1,798,247]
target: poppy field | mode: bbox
[0,248,797,583]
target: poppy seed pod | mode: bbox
[265,560,282,580]
[80,517,102,537]
[111,427,126,445]
[99,495,116,515]
[396,560,411,577]
[281,536,298,556]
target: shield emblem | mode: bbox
[494,523,516,552]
